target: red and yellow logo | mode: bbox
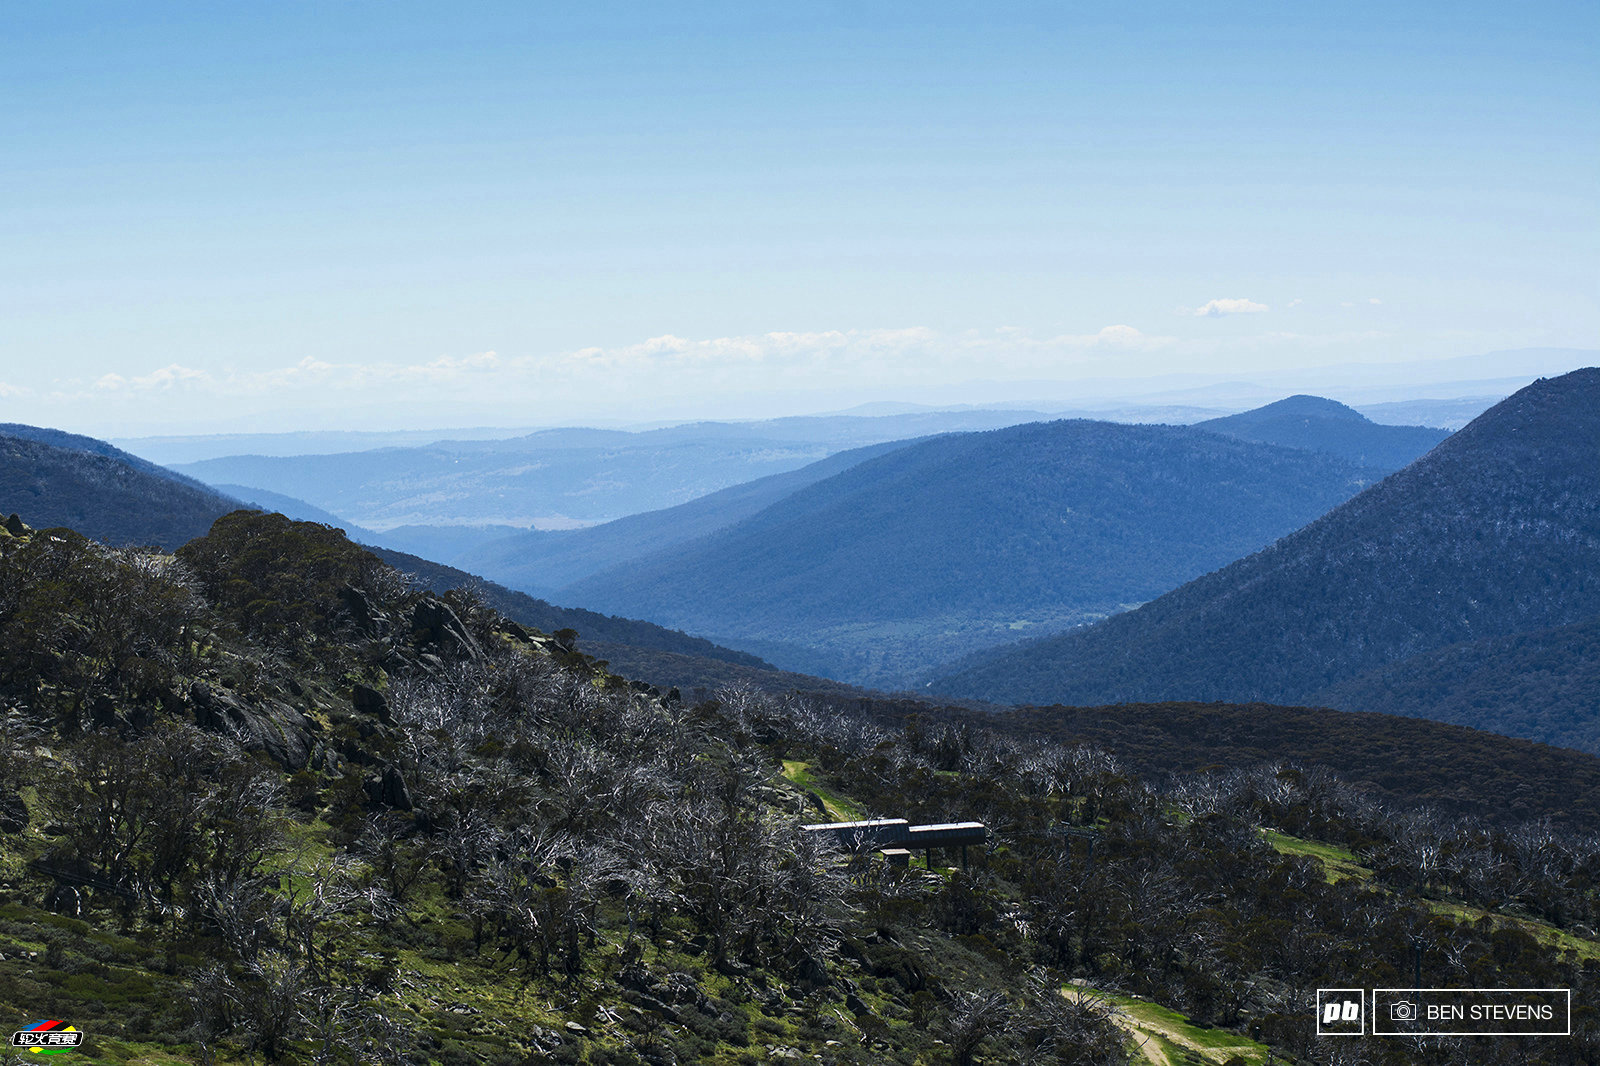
[10,1020,84,1054]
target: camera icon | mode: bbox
[1390,1001,1417,1022]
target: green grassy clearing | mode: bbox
[1067,983,1272,1065]
[781,759,865,820]
[1262,829,1600,963]
[1261,828,1372,883]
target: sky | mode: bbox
[2,1,1596,434]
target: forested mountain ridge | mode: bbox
[564,418,1385,687]
[1195,394,1450,470]
[2,511,1600,1064]
[167,410,1053,532]
[0,424,818,698]
[0,430,242,550]
[934,369,1600,750]
[1312,616,1600,752]
[0,423,227,495]
[456,437,922,593]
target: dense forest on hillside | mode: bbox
[0,434,240,551]
[1,512,1599,1064]
[1314,617,1600,753]
[810,695,1600,830]
[936,371,1600,750]
[566,419,1382,688]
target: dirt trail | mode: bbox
[1062,986,1262,1066]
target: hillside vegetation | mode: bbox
[565,419,1383,688]
[1,512,1598,1065]
[370,546,865,698]
[1315,617,1600,752]
[935,369,1600,751]
[2,425,819,702]
[0,432,240,551]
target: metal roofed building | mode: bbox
[801,818,988,868]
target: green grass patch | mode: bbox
[1261,829,1372,883]
[1427,899,1600,962]
[1259,832,1600,963]
[1070,984,1273,1065]
[781,760,865,820]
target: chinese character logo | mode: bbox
[10,1021,84,1054]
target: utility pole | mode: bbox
[1409,934,1426,1023]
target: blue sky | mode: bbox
[2,1,1595,433]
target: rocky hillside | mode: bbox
[2,511,1599,1065]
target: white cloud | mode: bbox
[89,327,1187,400]
[1288,298,1303,308]
[56,324,1194,427]
[1189,298,1269,317]
[0,381,28,398]
[1368,297,1383,305]
[1072,324,1169,349]
[94,364,213,392]
[133,363,212,389]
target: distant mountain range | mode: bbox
[934,369,1600,752]
[164,410,1073,530]
[560,418,1390,688]
[455,438,922,595]
[0,423,822,697]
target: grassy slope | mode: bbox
[1066,986,1273,1066]
[1261,830,1600,964]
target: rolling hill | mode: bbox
[369,546,864,697]
[0,429,241,549]
[455,437,922,593]
[1195,394,1449,469]
[562,419,1387,688]
[9,509,1600,1064]
[933,368,1600,750]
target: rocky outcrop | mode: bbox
[189,681,313,770]
[412,598,482,661]
[364,764,414,811]
[350,683,391,723]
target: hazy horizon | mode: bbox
[4,2,1595,437]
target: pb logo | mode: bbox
[1316,989,1364,1036]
